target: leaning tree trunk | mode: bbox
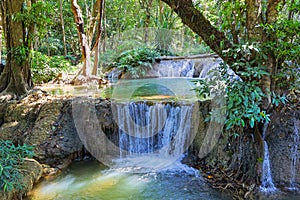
[161,0,234,64]
[0,0,33,98]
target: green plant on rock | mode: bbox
[0,140,34,192]
[111,47,161,78]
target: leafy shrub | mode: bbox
[194,43,273,137]
[110,47,161,78]
[0,140,34,192]
[31,51,73,84]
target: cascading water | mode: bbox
[152,60,195,78]
[260,141,276,192]
[114,101,196,171]
[28,100,233,199]
[260,122,277,192]
[289,119,299,190]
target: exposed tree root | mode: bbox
[196,164,256,200]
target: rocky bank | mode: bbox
[0,91,299,199]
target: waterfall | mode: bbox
[260,141,276,192]
[289,120,299,190]
[260,122,277,192]
[151,60,195,78]
[199,59,241,81]
[113,101,196,171]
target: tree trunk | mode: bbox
[91,0,105,76]
[59,0,67,56]
[92,43,99,76]
[261,0,284,109]
[102,0,106,53]
[71,0,91,77]
[245,0,263,40]
[0,0,33,98]
[91,0,105,51]
[159,0,164,24]
[0,13,2,64]
[161,0,234,64]
[139,0,153,42]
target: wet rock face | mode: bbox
[0,93,84,168]
[267,104,300,188]
[0,94,117,169]
[35,100,84,166]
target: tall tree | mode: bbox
[0,11,2,64]
[139,0,154,42]
[59,0,67,56]
[71,0,105,78]
[0,0,35,98]
[91,0,105,76]
[71,0,91,77]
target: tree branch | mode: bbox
[161,0,234,64]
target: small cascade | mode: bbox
[260,141,276,192]
[114,101,196,171]
[199,59,241,81]
[260,123,277,192]
[199,61,220,78]
[107,68,123,83]
[152,60,195,78]
[289,120,299,190]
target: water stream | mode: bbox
[27,160,232,200]
[260,140,276,192]
[289,119,299,190]
[260,123,277,193]
[152,60,195,78]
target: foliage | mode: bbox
[222,65,270,131]
[0,140,34,192]
[222,44,274,132]
[193,79,210,100]
[261,18,300,91]
[12,45,30,65]
[194,43,274,137]
[14,1,54,38]
[271,92,288,107]
[31,51,73,84]
[109,47,161,78]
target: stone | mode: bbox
[0,159,43,200]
